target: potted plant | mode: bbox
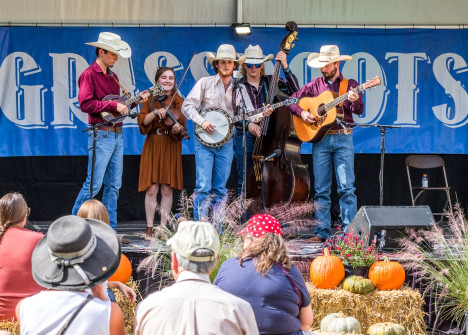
[325,228,379,277]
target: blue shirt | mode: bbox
[214,257,311,335]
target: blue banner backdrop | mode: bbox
[0,26,467,156]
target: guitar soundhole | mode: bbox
[317,104,326,117]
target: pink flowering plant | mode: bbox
[324,228,379,268]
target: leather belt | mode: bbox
[328,128,353,135]
[153,128,170,135]
[97,126,122,134]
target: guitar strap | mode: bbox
[338,78,349,106]
[110,72,130,98]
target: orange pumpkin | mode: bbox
[368,256,405,290]
[108,254,132,284]
[309,247,345,289]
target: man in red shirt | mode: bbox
[71,32,149,230]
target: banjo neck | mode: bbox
[231,98,298,123]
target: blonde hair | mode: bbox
[239,232,291,276]
[0,192,28,240]
[77,199,109,224]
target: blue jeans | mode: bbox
[193,138,234,222]
[233,130,255,195]
[72,130,124,230]
[313,133,357,239]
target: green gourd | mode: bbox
[321,312,361,333]
[342,275,375,294]
[367,322,407,335]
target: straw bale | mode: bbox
[113,277,140,335]
[306,281,426,335]
[0,320,19,335]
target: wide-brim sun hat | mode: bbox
[243,44,274,65]
[237,214,282,238]
[206,44,246,66]
[86,32,132,58]
[307,45,352,68]
[31,215,121,290]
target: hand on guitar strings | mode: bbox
[347,90,359,102]
[201,120,215,134]
[300,110,316,124]
[117,103,129,115]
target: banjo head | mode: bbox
[196,108,233,147]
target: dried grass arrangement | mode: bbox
[113,278,140,335]
[0,319,19,335]
[306,282,426,334]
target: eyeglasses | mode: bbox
[245,63,262,69]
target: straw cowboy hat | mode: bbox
[243,45,274,65]
[31,215,121,290]
[206,44,246,66]
[86,32,132,58]
[307,45,352,68]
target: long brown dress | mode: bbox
[137,94,186,192]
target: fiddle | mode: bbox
[153,94,190,139]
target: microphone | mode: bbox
[232,70,240,89]
[262,149,282,162]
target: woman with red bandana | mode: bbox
[214,214,314,335]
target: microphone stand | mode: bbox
[233,77,249,217]
[82,112,138,200]
[344,121,401,206]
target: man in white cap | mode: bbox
[289,45,364,243]
[134,221,259,335]
[72,32,150,230]
[182,44,261,222]
[234,45,300,195]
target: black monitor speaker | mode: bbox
[347,206,436,250]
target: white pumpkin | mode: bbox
[321,312,361,334]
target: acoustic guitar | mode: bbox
[292,76,381,143]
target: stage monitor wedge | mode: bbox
[347,206,436,250]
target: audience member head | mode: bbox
[31,215,120,291]
[0,192,29,240]
[166,221,220,277]
[237,213,291,275]
[77,199,109,224]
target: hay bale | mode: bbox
[0,320,19,335]
[113,277,140,335]
[306,281,426,335]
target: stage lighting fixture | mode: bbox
[233,23,252,36]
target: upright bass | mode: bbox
[246,21,310,213]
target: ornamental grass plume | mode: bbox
[399,204,468,328]
[325,228,379,268]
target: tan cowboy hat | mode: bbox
[206,44,246,66]
[307,45,352,68]
[86,32,132,58]
[243,45,274,65]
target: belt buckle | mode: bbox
[115,127,122,134]
[156,128,165,135]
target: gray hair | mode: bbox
[175,248,218,274]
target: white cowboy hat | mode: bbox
[243,45,274,65]
[206,44,246,66]
[307,45,352,68]
[86,32,132,58]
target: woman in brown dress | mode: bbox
[138,67,186,237]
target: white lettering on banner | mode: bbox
[144,51,183,84]
[50,53,89,128]
[432,53,468,127]
[385,52,428,126]
[190,52,211,82]
[0,52,47,128]
[343,52,388,125]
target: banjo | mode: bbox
[194,97,298,148]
